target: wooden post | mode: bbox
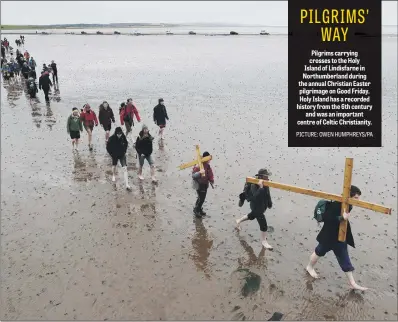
[338,158,353,242]
[196,145,205,177]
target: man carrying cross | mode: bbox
[306,185,368,291]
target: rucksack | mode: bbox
[313,200,330,222]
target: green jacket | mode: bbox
[67,114,83,133]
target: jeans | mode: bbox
[194,185,208,212]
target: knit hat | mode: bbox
[142,124,148,131]
[203,151,210,157]
[72,107,78,111]
[159,98,164,103]
[115,127,123,134]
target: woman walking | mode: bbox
[120,98,141,141]
[80,103,98,151]
[66,107,83,151]
[135,124,157,182]
[106,127,131,190]
[98,101,115,143]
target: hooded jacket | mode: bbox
[21,64,30,74]
[153,103,169,125]
[135,130,154,156]
[249,185,273,214]
[107,130,128,158]
[98,103,115,126]
[80,106,98,127]
[120,102,141,125]
[67,114,83,133]
[39,72,53,90]
[192,163,214,187]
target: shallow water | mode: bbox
[1,35,397,320]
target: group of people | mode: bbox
[66,98,171,188]
[1,37,59,103]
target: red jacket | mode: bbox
[193,163,214,186]
[80,109,98,127]
[120,103,141,125]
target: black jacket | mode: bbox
[39,74,53,90]
[153,104,169,125]
[250,185,272,214]
[135,131,154,156]
[50,62,57,74]
[98,105,115,126]
[316,201,355,248]
[21,65,30,74]
[106,133,128,157]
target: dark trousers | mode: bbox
[194,185,208,211]
[315,242,354,272]
[53,73,58,83]
[43,87,50,101]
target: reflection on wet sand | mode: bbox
[237,235,266,269]
[45,103,56,130]
[73,152,100,182]
[52,83,61,102]
[189,219,214,279]
[30,101,42,128]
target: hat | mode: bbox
[142,124,148,131]
[202,151,210,158]
[115,127,123,134]
[257,168,272,177]
[72,107,78,111]
[120,102,126,108]
[159,98,164,103]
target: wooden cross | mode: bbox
[178,145,212,177]
[246,158,392,242]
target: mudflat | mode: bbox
[1,35,397,320]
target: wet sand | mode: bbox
[1,35,397,320]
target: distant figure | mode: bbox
[21,62,31,80]
[38,71,53,102]
[153,98,169,140]
[305,185,368,291]
[192,152,214,218]
[107,127,131,190]
[27,77,38,98]
[29,56,36,69]
[67,107,83,151]
[24,50,30,61]
[50,60,58,83]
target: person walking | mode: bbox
[305,185,368,291]
[153,98,169,140]
[106,127,131,190]
[67,107,83,151]
[38,71,52,102]
[80,103,98,151]
[235,168,273,249]
[120,98,141,141]
[98,101,115,143]
[191,152,214,218]
[135,124,157,182]
[50,60,58,83]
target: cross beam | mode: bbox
[246,158,392,242]
[178,145,212,177]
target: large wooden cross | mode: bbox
[178,145,212,177]
[246,158,392,242]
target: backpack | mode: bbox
[313,200,330,222]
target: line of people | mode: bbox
[67,98,170,188]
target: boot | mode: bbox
[123,167,131,190]
[261,231,273,250]
[306,252,320,278]
[346,271,368,290]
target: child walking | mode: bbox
[153,98,169,140]
[66,107,83,151]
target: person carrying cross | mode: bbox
[306,185,368,291]
[235,168,274,250]
[192,152,214,218]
